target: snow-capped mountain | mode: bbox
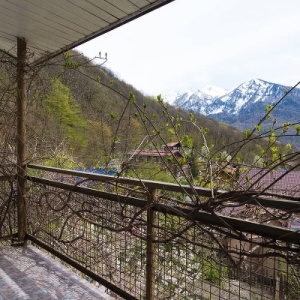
[214,78,293,115]
[165,78,300,147]
[168,78,299,116]
[166,85,227,114]
[163,91,181,104]
[167,78,300,117]
[201,85,227,97]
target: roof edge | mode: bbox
[32,0,174,66]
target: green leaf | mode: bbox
[178,157,187,166]
[129,92,136,103]
[266,113,272,119]
[255,125,262,132]
[168,128,175,135]
[265,104,273,112]
[157,94,163,103]
[270,146,278,153]
[110,112,117,119]
[244,129,252,138]
[182,134,193,148]
[189,113,196,122]
[269,130,276,143]
[286,143,292,150]
[281,122,291,134]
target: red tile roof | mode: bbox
[128,149,182,157]
[239,167,300,197]
[164,142,181,148]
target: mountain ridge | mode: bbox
[164,78,300,147]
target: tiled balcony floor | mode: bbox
[0,245,113,300]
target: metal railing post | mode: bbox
[146,188,156,299]
[16,37,27,243]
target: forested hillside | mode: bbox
[0,50,293,181]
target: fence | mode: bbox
[1,164,300,299]
[0,175,17,245]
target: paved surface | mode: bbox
[0,245,113,300]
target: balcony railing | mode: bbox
[1,164,300,299]
[0,175,17,244]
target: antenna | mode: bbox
[97,51,108,66]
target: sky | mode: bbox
[77,0,300,97]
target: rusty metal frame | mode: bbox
[16,37,27,243]
[27,173,300,245]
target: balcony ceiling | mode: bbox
[0,0,173,65]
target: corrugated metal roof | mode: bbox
[0,0,173,65]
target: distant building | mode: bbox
[127,142,183,164]
[127,142,189,177]
[238,167,300,197]
[220,168,300,291]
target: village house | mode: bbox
[221,204,294,295]
[238,167,300,197]
[127,142,191,178]
[127,142,183,164]
[219,167,300,293]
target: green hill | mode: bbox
[0,50,291,179]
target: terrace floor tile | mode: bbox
[0,245,113,300]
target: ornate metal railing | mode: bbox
[0,175,17,244]
[1,164,300,299]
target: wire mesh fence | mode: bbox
[21,165,300,299]
[0,175,17,245]
[27,180,147,299]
